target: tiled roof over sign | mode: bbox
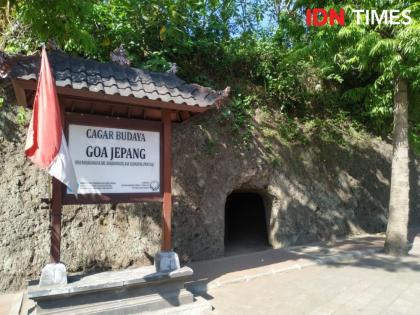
[6,51,228,108]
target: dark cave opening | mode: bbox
[224,192,270,256]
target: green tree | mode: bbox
[0,0,267,85]
[301,1,419,255]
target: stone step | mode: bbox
[0,292,23,315]
[27,266,210,315]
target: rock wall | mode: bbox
[0,105,162,292]
[0,104,419,292]
[171,109,420,259]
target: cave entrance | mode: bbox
[224,191,270,256]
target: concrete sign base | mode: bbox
[154,251,180,272]
[39,263,67,286]
[28,265,210,314]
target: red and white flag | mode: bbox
[25,47,78,195]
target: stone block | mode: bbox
[39,263,67,286]
[155,251,181,272]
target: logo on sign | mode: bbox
[150,181,160,192]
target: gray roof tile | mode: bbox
[7,51,227,108]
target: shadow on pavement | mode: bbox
[187,227,420,295]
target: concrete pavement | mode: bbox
[2,228,420,314]
[193,229,420,315]
[207,248,420,315]
[186,233,387,292]
[0,292,22,315]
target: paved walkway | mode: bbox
[2,228,420,314]
[186,233,386,292]
[188,228,420,315]
[0,292,23,315]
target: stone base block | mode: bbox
[39,263,67,286]
[154,251,180,272]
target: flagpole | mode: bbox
[50,177,63,263]
[25,46,73,285]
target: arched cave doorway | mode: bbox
[224,191,270,256]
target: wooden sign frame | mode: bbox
[11,66,215,263]
[50,109,173,263]
[62,112,164,205]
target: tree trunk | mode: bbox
[384,78,410,256]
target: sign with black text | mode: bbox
[68,123,161,195]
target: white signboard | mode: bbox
[68,124,160,195]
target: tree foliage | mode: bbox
[0,0,419,145]
[301,1,420,134]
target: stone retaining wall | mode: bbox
[1,104,419,292]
